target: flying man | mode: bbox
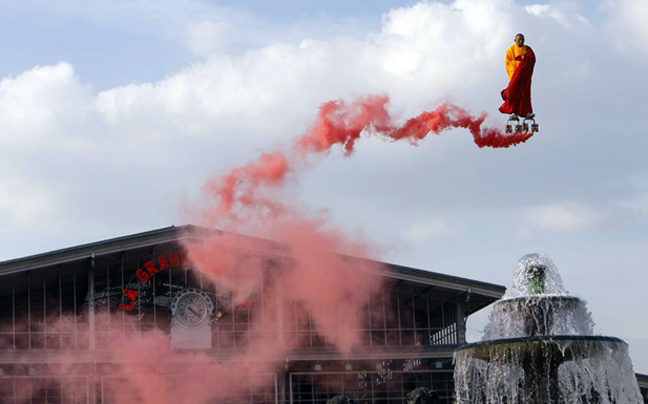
[499,33,536,121]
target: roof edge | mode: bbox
[0,225,505,299]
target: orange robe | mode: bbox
[499,46,535,116]
[505,44,528,81]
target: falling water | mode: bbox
[483,295,595,339]
[508,253,567,297]
[454,253,643,404]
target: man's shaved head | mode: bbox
[515,33,525,48]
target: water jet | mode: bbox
[454,253,643,404]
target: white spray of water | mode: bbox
[454,253,644,404]
[508,253,567,297]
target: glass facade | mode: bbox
[290,371,454,404]
[0,251,462,354]
[0,230,504,403]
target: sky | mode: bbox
[0,0,647,373]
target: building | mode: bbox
[0,225,645,403]
[0,225,507,404]
[639,374,648,404]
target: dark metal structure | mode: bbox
[638,373,648,404]
[0,225,505,403]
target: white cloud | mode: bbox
[378,0,511,85]
[1,0,644,240]
[0,2,642,235]
[525,4,550,16]
[524,3,590,29]
[88,0,521,139]
[603,0,648,53]
[0,63,94,148]
[523,201,602,232]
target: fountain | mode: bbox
[454,253,643,404]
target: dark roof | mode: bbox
[0,225,197,275]
[0,225,506,301]
[638,373,648,389]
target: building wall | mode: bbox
[0,244,467,404]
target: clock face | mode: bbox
[175,293,209,327]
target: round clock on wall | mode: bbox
[171,289,215,328]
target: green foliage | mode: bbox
[526,264,547,295]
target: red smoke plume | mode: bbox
[207,151,290,217]
[297,95,532,154]
[3,95,529,404]
[179,94,532,402]
[208,95,532,221]
[187,220,384,354]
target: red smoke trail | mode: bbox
[297,95,532,155]
[206,151,290,217]
[209,94,532,220]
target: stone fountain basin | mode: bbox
[456,335,626,365]
[485,295,595,338]
[494,294,581,306]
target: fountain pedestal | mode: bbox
[453,253,643,404]
[456,336,629,404]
